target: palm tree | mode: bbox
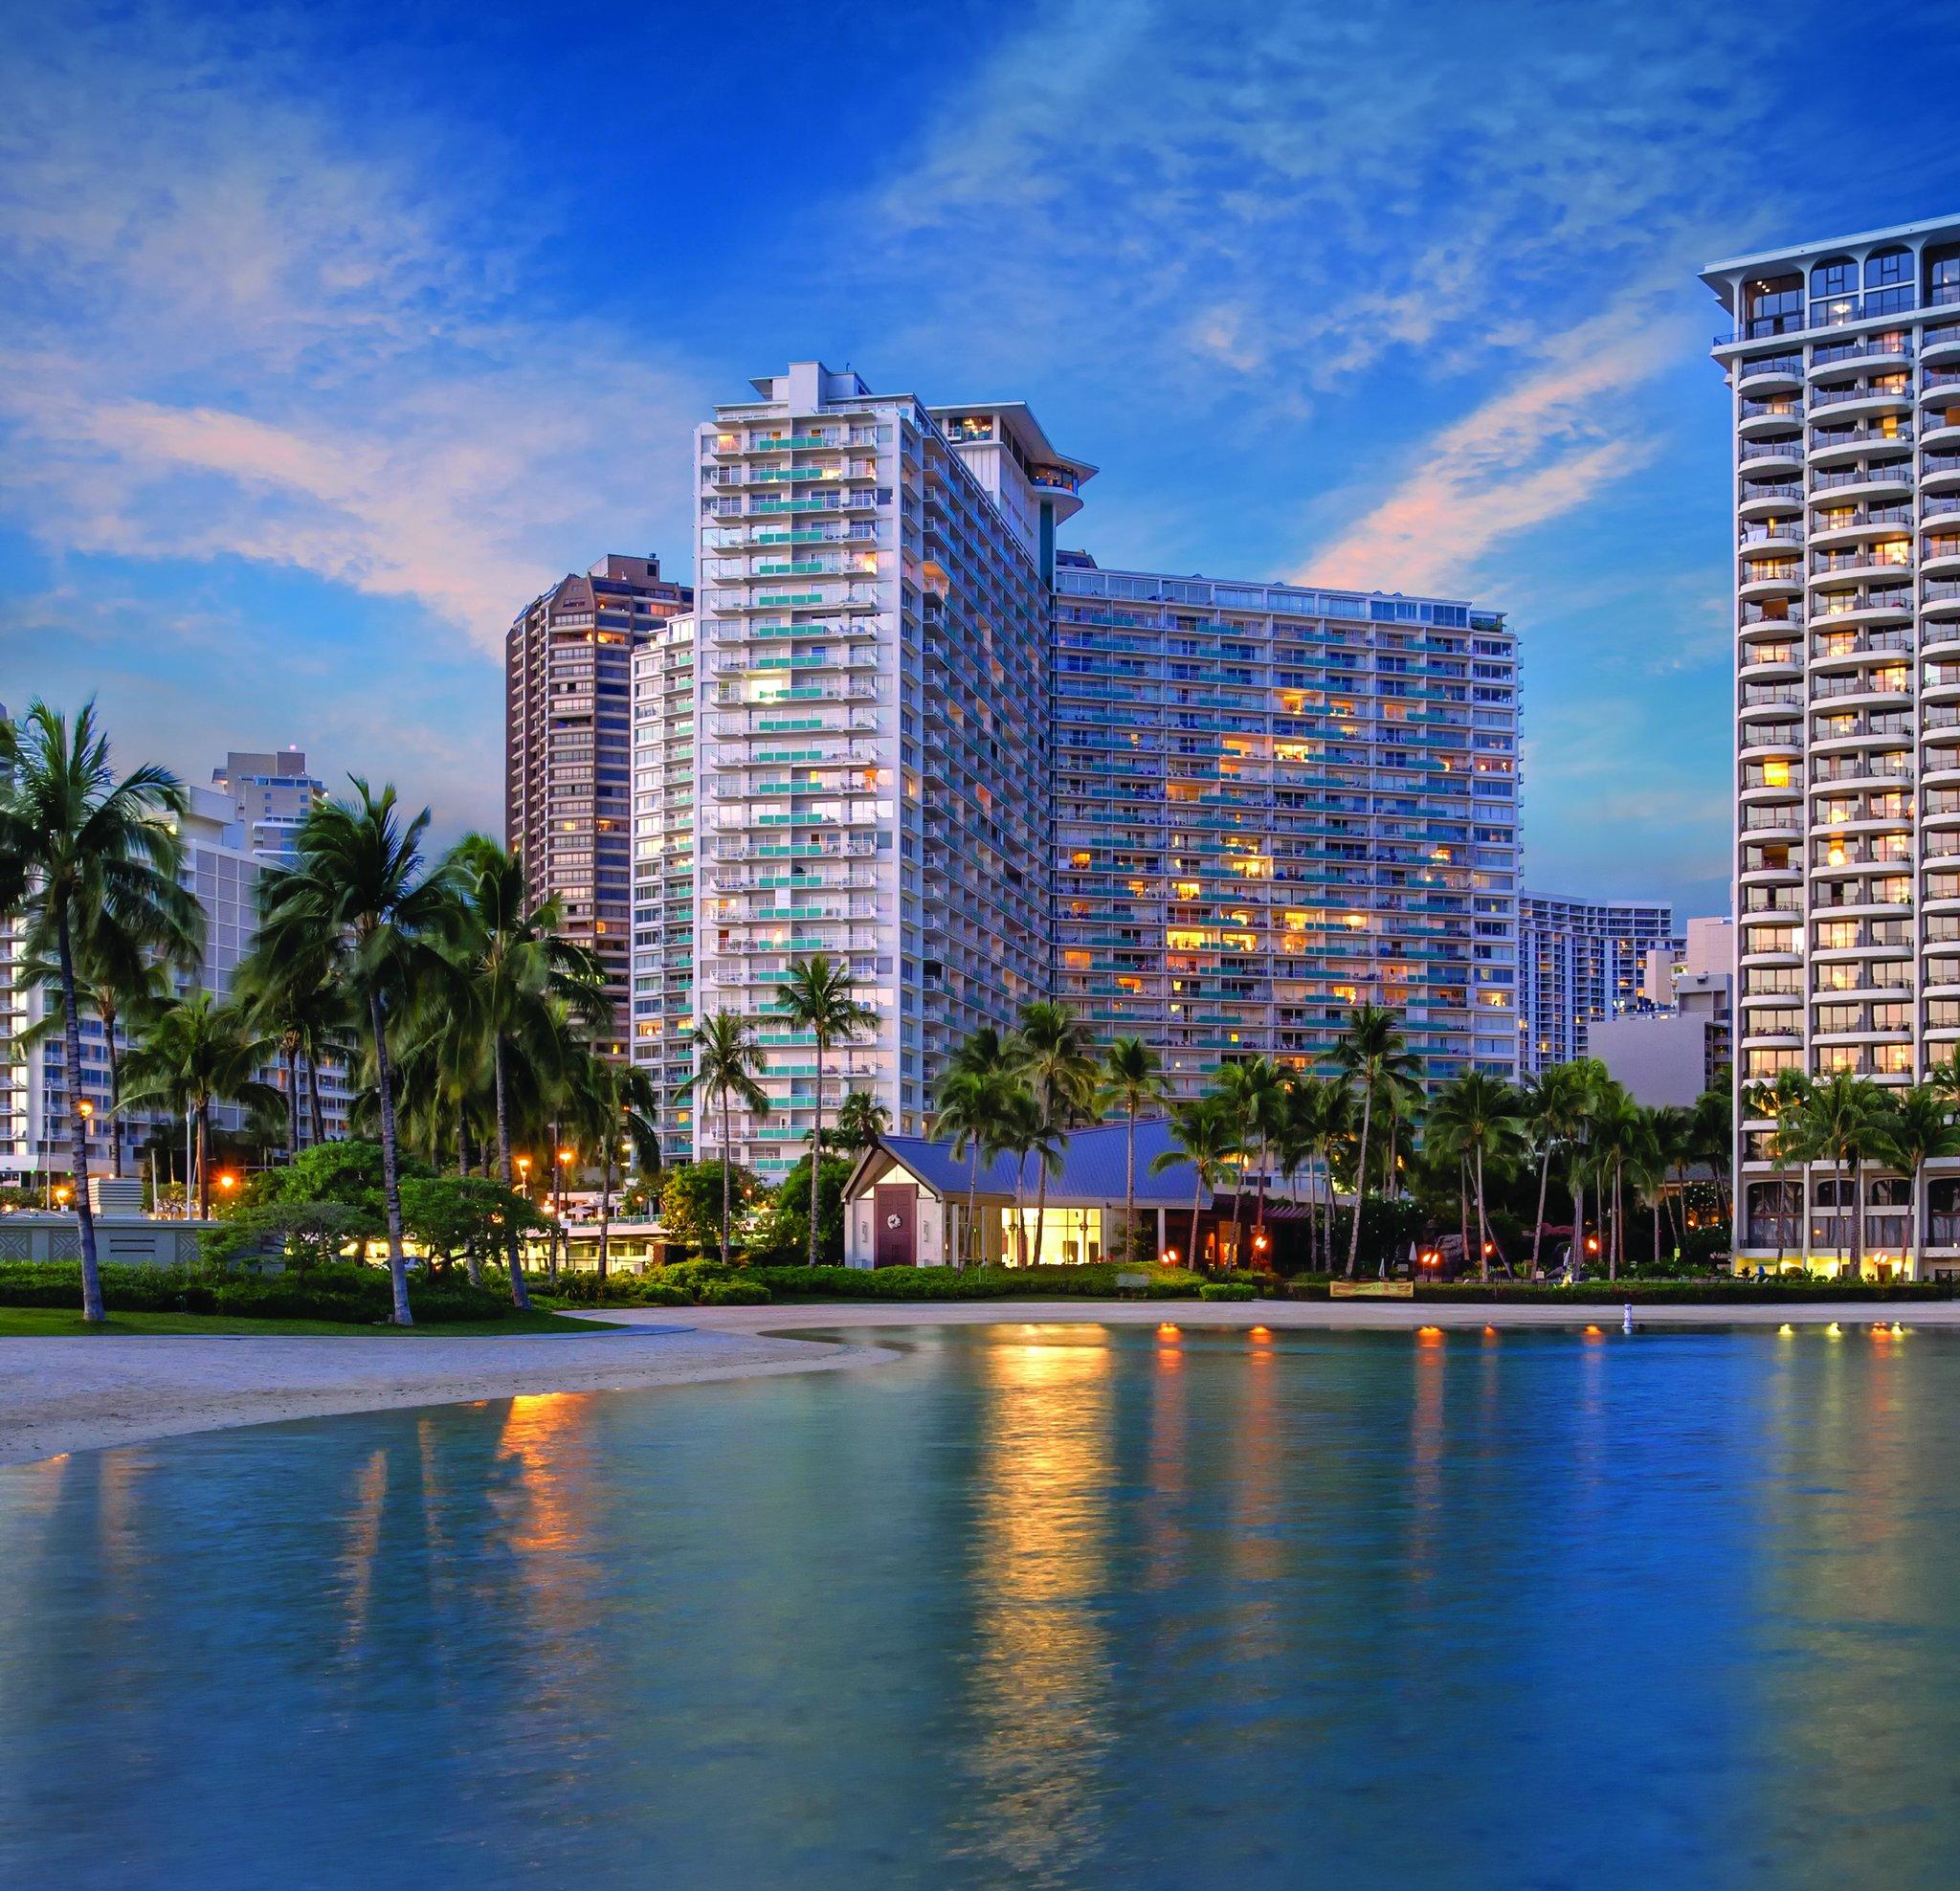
[1791,1070,1897,1280]
[993,1081,1060,1265]
[234,937,354,1155]
[1522,1063,1588,1275]
[1740,1067,1811,1269]
[1013,1000,1097,1268]
[1884,1086,1960,1279]
[1427,1071,1526,1280]
[120,993,282,1218]
[1689,1085,1734,1227]
[1213,1057,1284,1269]
[572,1052,662,1288]
[1328,1004,1416,1278]
[1297,1075,1354,1270]
[776,957,878,1269]
[1585,1084,1648,1280]
[446,835,607,1309]
[1152,1095,1236,1272]
[833,1089,890,1154]
[0,701,196,1322]
[13,939,182,1181]
[933,1066,1013,1267]
[256,782,459,1325]
[1098,1036,1166,1264]
[681,1010,770,1260]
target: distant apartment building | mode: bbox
[0,701,20,1170]
[1592,917,1735,1107]
[629,617,698,1162]
[1,782,349,1179]
[1704,211,1960,1271]
[1518,894,1677,1075]
[1052,556,1520,1092]
[505,555,692,1059]
[210,747,324,865]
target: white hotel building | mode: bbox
[691,363,1086,1180]
[1705,212,1960,1272]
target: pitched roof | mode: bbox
[848,1119,1210,1209]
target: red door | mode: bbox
[874,1185,917,1268]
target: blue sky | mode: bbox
[3,0,1959,922]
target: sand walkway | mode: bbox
[6,1295,1956,1468]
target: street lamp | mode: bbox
[217,1171,238,1197]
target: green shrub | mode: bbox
[746,1261,1206,1301]
[1415,1279,1957,1304]
[0,1258,520,1324]
[1199,1281,1258,1301]
[697,1278,771,1306]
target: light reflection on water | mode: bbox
[4,1324,1960,1887]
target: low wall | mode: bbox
[0,1214,213,1268]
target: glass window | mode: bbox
[1865,247,1910,288]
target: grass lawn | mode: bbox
[0,1307,620,1339]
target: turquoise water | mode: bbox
[5,1321,1960,1886]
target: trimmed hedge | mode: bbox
[1414,1279,1958,1304]
[0,1260,522,1324]
[548,1272,690,1308]
[697,1278,771,1306]
[747,1262,1209,1301]
[1199,1281,1258,1301]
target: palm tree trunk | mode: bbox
[306,1057,326,1148]
[599,1149,612,1289]
[1035,1147,1050,1270]
[1653,1198,1661,1269]
[1609,1160,1621,1282]
[1531,1147,1550,1276]
[1458,1158,1470,1279]
[721,1087,733,1261]
[1346,1087,1373,1279]
[194,1104,211,1220]
[807,1034,826,1268]
[1572,1174,1586,1277]
[368,988,412,1325]
[966,1145,980,1271]
[493,1037,531,1310]
[550,1118,564,1285]
[1191,1174,1203,1273]
[457,1103,470,1180]
[56,912,104,1324]
[1476,1144,1491,1282]
[1125,1101,1138,1266]
[1228,1136,1245,1275]
[101,997,124,1181]
[285,1044,301,1162]
[1851,1155,1864,1283]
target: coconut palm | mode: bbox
[444,835,607,1309]
[680,1010,770,1260]
[1740,1067,1811,1268]
[1689,1085,1735,1226]
[120,993,282,1218]
[1214,1057,1285,1268]
[13,939,182,1181]
[1327,1004,1417,1278]
[256,782,460,1325]
[1013,1000,1097,1268]
[569,1051,662,1288]
[1295,1074,1354,1270]
[1427,1071,1527,1280]
[1152,1095,1236,1273]
[1883,1087,1960,1279]
[833,1089,890,1154]
[1584,1084,1649,1280]
[933,1066,1013,1267]
[776,957,878,1269]
[1522,1062,1588,1275]
[1789,1070,1897,1280]
[992,1081,1060,1266]
[0,701,197,1322]
[234,936,355,1156]
[1098,1036,1166,1265]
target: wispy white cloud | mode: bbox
[0,4,702,654]
[1295,301,1686,594]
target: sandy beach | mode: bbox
[5,1295,1956,1468]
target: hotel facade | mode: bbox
[1705,212,1960,1272]
[579,362,1520,1186]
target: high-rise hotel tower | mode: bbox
[1705,213,1960,1273]
[693,363,1089,1177]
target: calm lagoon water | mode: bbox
[5,1322,1960,1887]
